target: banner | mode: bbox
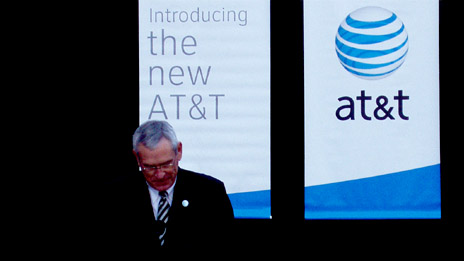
[139,0,271,218]
[304,0,440,219]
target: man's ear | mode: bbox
[133,150,141,166]
[177,142,183,161]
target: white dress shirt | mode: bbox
[146,179,176,220]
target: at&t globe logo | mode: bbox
[335,7,409,80]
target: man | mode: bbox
[101,120,234,251]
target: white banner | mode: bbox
[139,0,271,218]
[304,0,440,219]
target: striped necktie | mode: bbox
[158,191,170,246]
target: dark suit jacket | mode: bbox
[97,168,234,252]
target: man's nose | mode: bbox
[153,169,166,178]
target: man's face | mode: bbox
[134,137,182,191]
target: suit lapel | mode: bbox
[134,175,161,231]
[163,168,194,247]
[169,168,190,224]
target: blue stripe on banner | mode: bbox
[338,24,405,45]
[305,164,441,219]
[337,46,408,70]
[336,47,408,70]
[345,13,397,29]
[339,59,406,78]
[228,189,270,219]
[335,35,409,59]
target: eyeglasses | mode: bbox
[141,159,176,173]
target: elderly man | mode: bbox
[101,120,234,250]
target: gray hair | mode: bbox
[132,120,179,153]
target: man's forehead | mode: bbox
[137,138,175,157]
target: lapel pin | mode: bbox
[182,200,189,207]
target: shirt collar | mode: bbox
[146,176,177,201]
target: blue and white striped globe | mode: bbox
[335,7,409,80]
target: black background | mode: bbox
[19,0,458,255]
